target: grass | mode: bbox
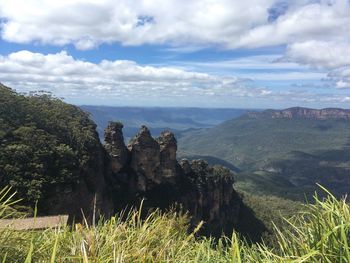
[0,185,349,262]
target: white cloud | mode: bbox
[1,1,350,105]
[1,50,348,107]
[163,55,327,83]
[335,80,350,89]
[170,55,307,71]
[286,40,350,89]
[234,0,350,48]
[286,41,350,69]
[244,72,326,81]
[0,0,277,50]
[1,0,349,50]
[0,50,273,106]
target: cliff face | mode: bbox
[104,122,241,236]
[248,107,350,120]
[104,122,129,173]
[45,125,113,221]
[179,159,240,235]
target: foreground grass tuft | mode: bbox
[0,185,349,262]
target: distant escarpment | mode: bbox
[104,122,247,237]
[248,107,350,120]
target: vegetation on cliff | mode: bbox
[0,84,105,212]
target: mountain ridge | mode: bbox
[247,107,350,120]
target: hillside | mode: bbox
[179,107,350,199]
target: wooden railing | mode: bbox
[0,215,69,230]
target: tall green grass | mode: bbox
[0,185,349,262]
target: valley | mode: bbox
[178,107,350,200]
[81,105,249,141]
[82,104,350,200]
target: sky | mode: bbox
[0,0,350,108]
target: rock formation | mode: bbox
[157,131,178,179]
[104,122,242,236]
[178,159,240,235]
[104,122,129,173]
[128,125,161,188]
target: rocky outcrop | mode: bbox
[179,159,240,235]
[248,107,350,120]
[104,122,242,236]
[157,131,178,179]
[128,126,161,188]
[104,122,129,173]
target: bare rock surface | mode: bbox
[104,122,129,173]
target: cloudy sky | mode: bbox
[0,0,350,108]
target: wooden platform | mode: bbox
[0,215,69,230]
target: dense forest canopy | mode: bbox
[0,84,102,210]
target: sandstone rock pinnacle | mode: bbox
[104,121,128,173]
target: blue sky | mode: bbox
[0,0,350,108]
